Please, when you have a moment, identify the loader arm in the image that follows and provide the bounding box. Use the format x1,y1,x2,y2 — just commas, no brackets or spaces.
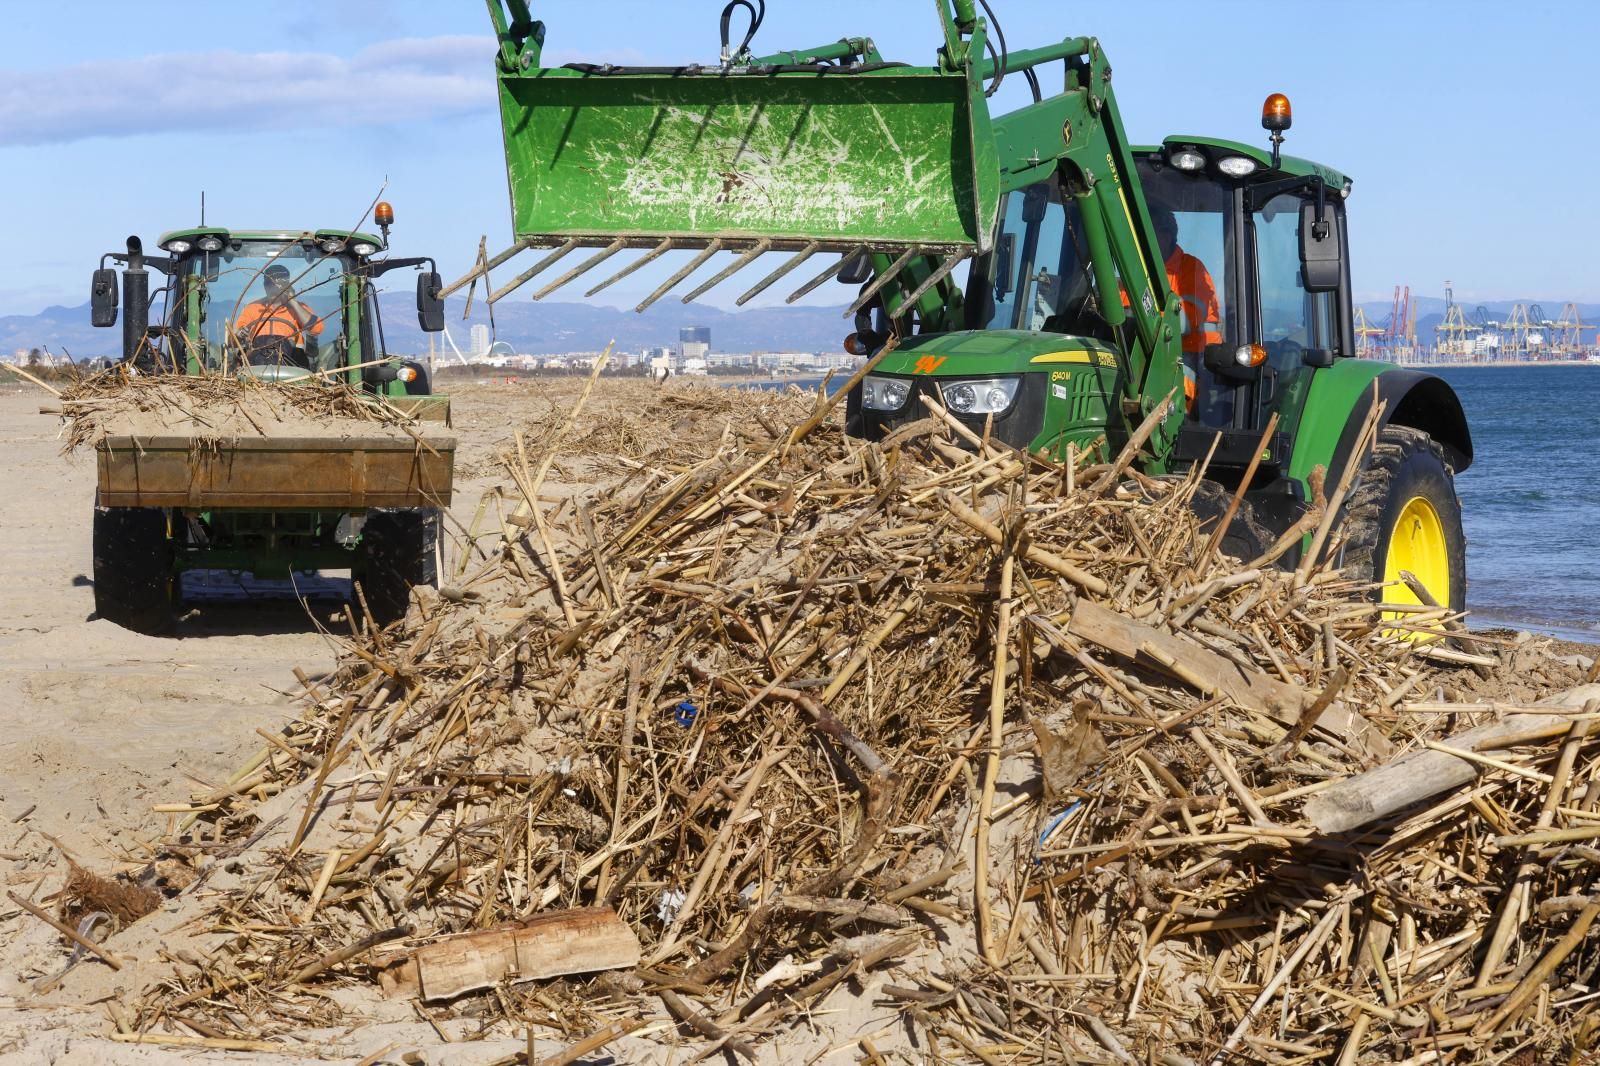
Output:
471,4,1181,446
873,37,1185,441
1021,39,1184,434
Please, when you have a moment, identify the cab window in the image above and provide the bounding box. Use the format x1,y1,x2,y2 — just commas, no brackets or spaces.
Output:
1251,192,1338,374
971,179,1096,335
179,244,350,370
1136,160,1237,425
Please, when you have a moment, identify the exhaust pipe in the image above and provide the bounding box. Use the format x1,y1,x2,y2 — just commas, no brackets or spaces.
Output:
122,236,149,365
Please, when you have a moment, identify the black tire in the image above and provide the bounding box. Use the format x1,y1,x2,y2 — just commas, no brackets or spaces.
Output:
357,508,440,627
1339,425,1467,612
92,504,176,634
1187,479,1275,565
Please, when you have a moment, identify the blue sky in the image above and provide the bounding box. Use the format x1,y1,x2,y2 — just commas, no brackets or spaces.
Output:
2,0,1596,317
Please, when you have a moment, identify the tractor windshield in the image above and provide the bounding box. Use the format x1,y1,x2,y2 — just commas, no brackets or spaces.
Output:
972,179,1094,334
178,243,352,371
971,169,1235,356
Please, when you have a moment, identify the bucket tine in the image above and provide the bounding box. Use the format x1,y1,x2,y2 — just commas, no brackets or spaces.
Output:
490,239,578,304
786,246,870,304
586,238,676,297
844,246,923,316
441,237,534,298
533,239,626,300
681,239,770,304
635,240,723,313
736,242,820,306
885,249,968,319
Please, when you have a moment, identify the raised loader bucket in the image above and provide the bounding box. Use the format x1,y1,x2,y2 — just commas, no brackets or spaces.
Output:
501,68,995,250
453,50,1000,312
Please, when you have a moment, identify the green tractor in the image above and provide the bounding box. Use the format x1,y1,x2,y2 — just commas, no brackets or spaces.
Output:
462,0,1469,614
88,207,455,633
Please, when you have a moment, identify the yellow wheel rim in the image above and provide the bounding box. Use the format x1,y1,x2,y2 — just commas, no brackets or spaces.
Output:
1382,495,1450,639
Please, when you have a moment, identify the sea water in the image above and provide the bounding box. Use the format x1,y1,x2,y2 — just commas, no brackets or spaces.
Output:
1436,365,1600,641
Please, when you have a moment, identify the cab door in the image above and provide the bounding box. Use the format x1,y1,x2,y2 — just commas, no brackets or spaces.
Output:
1245,189,1348,432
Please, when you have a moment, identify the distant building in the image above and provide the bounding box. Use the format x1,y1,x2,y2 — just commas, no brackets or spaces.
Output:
470,324,491,357
678,326,711,370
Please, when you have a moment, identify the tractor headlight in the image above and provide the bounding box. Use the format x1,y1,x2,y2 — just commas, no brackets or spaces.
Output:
1216,155,1258,177
1169,148,1206,171
321,238,347,253
940,377,1019,415
161,238,192,254
861,374,911,412
196,236,224,252
351,241,379,256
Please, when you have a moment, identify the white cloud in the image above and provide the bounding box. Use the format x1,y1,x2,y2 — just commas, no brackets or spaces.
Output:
0,36,496,147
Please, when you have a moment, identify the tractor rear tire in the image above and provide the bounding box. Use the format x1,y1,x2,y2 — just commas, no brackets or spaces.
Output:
92,504,176,634
1340,425,1466,614
357,508,440,628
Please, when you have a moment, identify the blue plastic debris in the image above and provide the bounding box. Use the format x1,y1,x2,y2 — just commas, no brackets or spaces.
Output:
1035,800,1085,863
673,701,699,728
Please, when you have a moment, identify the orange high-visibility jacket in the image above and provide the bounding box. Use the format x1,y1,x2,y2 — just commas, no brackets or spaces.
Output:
235,299,325,346
1164,248,1221,355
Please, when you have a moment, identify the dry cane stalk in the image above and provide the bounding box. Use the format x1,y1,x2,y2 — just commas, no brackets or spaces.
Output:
1208,904,1343,1065
1475,712,1595,987
1196,411,1278,570
977,551,1015,967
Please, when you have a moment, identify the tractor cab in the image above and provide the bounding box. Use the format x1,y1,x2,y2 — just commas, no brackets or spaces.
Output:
949,136,1354,472
162,230,374,376
92,214,446,390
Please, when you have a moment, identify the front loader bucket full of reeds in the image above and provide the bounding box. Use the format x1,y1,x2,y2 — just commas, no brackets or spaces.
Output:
456,57,1000,314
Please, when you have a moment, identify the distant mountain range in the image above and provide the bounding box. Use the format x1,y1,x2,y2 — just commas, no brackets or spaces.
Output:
0,294,858,361
7,293,1597,362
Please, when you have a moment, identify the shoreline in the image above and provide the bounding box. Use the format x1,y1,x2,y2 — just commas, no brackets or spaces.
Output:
1395,358,1600,369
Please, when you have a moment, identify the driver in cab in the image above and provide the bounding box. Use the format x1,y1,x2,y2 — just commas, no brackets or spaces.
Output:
1149,204,1221,411
233,264,324,366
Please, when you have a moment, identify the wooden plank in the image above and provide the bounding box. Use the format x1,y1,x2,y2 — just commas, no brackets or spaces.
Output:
1065,601,1385,756
380,906,642,1002
1066,600,1306,722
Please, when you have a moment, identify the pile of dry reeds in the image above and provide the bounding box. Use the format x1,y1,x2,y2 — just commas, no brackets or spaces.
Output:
106,374,1600,1063
54,367,429,453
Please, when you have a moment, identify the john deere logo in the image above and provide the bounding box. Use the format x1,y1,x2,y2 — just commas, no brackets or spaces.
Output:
913,355,947,375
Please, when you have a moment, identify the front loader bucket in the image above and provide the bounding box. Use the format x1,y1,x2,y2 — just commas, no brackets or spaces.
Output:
457,63,999,310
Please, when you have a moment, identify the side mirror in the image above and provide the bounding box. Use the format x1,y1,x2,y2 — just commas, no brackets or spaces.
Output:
993,233,1015,300
91,269,119,327
1299,200,1341,293
837,251,871,286
416,271,444,332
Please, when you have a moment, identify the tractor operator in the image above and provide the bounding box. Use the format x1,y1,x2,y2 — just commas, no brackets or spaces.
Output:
1149,204,1221,356
1109,201,1221,411
1148,203,1221,412
233,264,324,366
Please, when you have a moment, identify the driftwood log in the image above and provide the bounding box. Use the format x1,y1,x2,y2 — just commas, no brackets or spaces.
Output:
1304,684,1600,832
